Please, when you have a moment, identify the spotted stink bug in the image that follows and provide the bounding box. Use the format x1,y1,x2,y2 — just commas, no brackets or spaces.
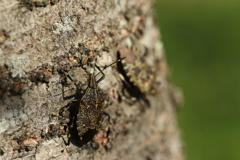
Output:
60,58,125,144
117,46,158,95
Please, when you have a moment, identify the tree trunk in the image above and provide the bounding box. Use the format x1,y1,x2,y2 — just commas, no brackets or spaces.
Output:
0,0,184,159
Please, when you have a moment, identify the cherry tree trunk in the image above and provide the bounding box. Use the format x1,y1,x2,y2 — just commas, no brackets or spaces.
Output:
0,0,184,159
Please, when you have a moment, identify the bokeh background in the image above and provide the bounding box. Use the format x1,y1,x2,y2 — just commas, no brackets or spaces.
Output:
155,0,240,160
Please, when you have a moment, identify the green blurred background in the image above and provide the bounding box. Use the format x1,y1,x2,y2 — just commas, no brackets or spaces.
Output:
155,0,240,160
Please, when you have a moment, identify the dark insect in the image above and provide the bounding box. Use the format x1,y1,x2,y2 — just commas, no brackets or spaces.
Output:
117,45,158,95
60,58,125,144
75,70,108,140
19,0,60,10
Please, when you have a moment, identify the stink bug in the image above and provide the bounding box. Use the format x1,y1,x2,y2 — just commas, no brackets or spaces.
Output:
117,46,158,95
60,57,125,145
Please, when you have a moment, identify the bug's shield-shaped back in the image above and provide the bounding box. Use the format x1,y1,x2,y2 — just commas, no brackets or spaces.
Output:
81,85,107,105
118,46,158,94
76,104,91,138
76,75,107,138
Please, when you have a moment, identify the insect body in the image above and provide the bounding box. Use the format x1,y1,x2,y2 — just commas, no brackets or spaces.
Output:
62,58,125,141
76,73,108,139
117,46,158,95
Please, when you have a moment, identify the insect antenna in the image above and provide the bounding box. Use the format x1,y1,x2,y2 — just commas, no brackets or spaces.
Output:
95,57,126,77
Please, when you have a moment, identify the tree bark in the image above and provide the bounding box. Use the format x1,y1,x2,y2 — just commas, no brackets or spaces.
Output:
0,0,184,159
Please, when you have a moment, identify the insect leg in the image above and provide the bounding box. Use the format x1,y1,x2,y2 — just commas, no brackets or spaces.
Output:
70,105,79,128
103,111,111,124
61,71,81,90
61,84,76,100
139,93,150,107
61,134,71,151
95,65,105,84
61,103,80,151
95,57,126,84
59,98,79,115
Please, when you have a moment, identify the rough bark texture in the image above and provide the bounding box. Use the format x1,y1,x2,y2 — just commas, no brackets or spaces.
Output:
0,0,184,159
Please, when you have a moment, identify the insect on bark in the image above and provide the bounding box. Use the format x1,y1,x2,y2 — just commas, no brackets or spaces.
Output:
116,43,160,107
117,46,158,95
60,57,125,145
